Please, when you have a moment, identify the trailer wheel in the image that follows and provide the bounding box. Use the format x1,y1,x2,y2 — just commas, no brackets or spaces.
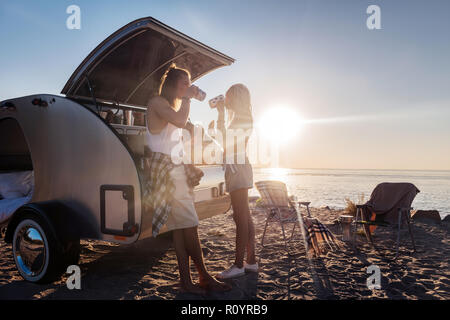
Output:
12,215,64,283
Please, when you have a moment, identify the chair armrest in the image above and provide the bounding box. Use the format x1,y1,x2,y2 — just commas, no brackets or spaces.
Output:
298,201,311,207
356,204,369,209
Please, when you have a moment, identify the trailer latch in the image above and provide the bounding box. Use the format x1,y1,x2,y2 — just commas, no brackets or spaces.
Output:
123,222,139,235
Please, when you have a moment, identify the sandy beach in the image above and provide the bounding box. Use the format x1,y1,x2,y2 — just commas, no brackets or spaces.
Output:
0,204,448,300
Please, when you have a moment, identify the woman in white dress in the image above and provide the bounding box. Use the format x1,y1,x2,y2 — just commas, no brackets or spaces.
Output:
146,66,230,294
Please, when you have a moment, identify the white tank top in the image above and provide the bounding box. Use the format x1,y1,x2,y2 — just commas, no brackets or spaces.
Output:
146,116,184,164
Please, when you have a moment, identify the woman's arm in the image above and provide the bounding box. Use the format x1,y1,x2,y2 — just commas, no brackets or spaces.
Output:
215,101,229,163
148,85,198,128
216,100,226,134
149,96,191,128
216,101,226,135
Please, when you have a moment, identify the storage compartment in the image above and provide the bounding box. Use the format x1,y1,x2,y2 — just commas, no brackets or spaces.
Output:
100,184,137,236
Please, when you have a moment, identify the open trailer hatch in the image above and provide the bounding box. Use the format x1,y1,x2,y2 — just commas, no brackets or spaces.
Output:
61,17,235,108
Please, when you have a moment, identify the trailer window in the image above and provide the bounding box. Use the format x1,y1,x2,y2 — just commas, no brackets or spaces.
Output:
0,118,33,172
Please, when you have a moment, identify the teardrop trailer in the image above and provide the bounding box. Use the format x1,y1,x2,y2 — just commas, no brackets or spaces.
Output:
0,17,234,283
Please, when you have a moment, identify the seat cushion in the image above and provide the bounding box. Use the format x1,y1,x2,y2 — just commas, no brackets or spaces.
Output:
0,196,31,224
0,171,34,199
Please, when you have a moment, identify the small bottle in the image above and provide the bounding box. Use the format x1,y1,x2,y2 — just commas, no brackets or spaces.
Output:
208,94,224,108
194,88,207,101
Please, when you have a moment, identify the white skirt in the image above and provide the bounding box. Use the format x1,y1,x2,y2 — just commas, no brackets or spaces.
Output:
165,165,199,231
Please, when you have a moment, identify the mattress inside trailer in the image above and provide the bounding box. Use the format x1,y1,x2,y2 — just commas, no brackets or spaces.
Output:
0,196,31,225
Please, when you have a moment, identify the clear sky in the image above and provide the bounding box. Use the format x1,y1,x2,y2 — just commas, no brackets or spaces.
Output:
1,0,449,170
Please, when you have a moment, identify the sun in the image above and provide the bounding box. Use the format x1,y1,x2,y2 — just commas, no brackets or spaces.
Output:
257,106,303,144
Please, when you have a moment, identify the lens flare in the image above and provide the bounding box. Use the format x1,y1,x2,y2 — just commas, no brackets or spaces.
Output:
257,106,303,144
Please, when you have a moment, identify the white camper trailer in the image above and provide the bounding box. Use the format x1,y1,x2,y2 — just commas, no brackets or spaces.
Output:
0,17,234,283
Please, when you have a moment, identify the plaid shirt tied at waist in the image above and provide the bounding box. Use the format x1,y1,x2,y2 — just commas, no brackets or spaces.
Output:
143,151,204,237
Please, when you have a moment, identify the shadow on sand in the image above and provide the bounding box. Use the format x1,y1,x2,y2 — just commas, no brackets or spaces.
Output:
0,234,172,300
0,231,260,300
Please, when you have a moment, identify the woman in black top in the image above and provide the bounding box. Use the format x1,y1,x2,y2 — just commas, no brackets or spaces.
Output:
215,84,258,279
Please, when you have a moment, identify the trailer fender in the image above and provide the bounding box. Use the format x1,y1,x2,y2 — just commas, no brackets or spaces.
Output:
5,201,82,246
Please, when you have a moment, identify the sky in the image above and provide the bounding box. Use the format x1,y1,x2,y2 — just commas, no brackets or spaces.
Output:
1,0,450,170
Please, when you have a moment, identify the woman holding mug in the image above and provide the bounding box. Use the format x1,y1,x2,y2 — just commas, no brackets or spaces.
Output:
215,84,258,279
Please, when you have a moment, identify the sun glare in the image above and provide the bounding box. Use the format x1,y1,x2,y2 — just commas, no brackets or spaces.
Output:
267,167,290,182
257,106,303,144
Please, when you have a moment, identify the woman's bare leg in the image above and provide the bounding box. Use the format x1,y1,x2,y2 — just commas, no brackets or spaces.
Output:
172,229,205,294
230,188,251,268
246,214,256,264
182,226,209,277
182,226,231,291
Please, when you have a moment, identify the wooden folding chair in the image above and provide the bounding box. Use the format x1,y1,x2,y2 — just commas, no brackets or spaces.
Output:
255,180,311,251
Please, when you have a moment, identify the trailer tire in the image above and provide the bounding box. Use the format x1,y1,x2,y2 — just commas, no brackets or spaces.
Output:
12,214,65,283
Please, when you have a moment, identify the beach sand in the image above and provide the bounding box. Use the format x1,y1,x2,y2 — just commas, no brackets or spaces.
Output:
0,205,448,300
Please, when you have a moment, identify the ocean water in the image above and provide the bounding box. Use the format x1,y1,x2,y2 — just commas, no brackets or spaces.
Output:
251,168,450,219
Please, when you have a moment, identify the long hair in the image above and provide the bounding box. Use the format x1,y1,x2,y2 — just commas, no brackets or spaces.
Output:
159,65,191,109
226,83,253,127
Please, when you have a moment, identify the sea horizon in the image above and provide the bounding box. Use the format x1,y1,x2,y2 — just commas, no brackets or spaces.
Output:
252,167,450,219
254,166,450,172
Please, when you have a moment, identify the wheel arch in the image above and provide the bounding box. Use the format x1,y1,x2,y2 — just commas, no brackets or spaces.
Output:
5,201,82,245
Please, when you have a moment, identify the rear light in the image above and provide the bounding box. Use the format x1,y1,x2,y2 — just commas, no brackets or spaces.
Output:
31,98,48,107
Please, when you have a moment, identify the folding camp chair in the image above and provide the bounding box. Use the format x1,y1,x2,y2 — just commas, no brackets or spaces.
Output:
353,182,419,259
255,180,311,251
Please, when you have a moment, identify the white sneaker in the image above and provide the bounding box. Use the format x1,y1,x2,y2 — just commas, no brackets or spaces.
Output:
216,265,245,279
244,262,259,273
